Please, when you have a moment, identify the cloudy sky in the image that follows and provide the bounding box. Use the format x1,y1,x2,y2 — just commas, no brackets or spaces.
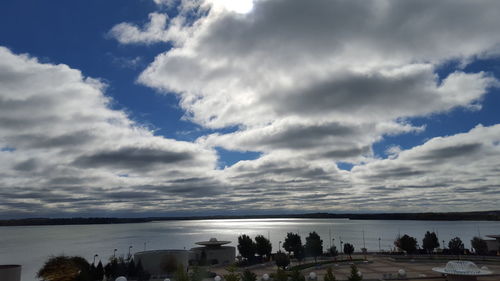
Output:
1,0,500,218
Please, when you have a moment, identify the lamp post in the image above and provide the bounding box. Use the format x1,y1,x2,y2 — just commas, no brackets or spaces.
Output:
113,249,117,258
378,238,381,252
340,239,343,260
279,241,282,252
128,246,133,261
93,254,99,265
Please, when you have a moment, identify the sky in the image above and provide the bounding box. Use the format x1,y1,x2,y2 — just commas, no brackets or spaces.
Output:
1,0,500,218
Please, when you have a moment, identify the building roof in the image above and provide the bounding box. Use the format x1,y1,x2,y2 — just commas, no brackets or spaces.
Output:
432,261,492,276
486,234,500,239
195,238,231,247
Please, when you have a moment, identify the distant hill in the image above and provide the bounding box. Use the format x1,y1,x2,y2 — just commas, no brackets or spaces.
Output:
1,210,499,226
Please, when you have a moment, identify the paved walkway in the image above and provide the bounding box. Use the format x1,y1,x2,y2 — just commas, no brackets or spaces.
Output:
205,254,500,281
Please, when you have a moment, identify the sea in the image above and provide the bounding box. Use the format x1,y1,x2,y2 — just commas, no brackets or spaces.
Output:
1,218,499,281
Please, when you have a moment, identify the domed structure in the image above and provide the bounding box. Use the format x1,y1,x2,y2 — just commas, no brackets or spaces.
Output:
433,260,493,281
190,238,235,265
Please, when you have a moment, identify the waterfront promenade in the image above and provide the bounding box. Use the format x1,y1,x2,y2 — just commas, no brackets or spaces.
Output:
202,254,500,281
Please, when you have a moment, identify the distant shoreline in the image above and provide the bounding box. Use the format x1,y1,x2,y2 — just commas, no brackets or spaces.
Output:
1,210,499,226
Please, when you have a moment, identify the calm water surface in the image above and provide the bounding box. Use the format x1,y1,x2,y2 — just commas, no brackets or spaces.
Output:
1,218,499,281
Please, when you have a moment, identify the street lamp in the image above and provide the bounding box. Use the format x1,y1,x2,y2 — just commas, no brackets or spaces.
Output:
93,254,99,265
378,238,381,252
279,241,282,252
128,246,133,260
113,249,117,258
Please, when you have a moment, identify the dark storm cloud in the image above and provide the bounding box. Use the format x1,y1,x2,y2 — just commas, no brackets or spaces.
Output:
363,166,427,180
13,158,38,172
415,143,482,161
104,191,158,200
73,147,194,169
321,146,371,158
254,122,358,149
271,70,434,119
9,131,95,149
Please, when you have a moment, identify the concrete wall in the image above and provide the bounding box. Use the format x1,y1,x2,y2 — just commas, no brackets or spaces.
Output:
134,250,189,277
485,239,499,253
0,265,21,281
190,246,235,265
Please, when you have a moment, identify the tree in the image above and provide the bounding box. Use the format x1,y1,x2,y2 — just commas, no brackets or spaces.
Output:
295,245,305,262
223,266,240,281
448,237,465,255
96,261,104,281
329,246,339,257
283,232,302,257
394,234,418,254
241,270,257,281
471,236,488,255
238,234,256,261
37,255,91,281
343,243,354,259
274,251,290,269
305,231,323,262
255,235,272,259
189,266,206,281
290,269,305,281
323,267,336,281
127,258,137,278
422,231,440,254
347,265,362,281
274,269,288,281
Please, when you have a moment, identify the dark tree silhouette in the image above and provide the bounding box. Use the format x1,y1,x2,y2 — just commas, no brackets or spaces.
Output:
238,234,256,261
395,234,418,254
274,251,290,269
255,235,272,259
471,237,488,255
448,237,465,255
127,258,137,278
305,231,323,262
422,231,440,254
329,245,339,257
283,232,302,257
343,243,354,259
37,255,91,281
96,261,104,281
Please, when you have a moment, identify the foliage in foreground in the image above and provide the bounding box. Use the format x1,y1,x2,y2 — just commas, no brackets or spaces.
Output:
241,270,257,281
37,255,91,281
347,264,362,281
323,267,336,281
